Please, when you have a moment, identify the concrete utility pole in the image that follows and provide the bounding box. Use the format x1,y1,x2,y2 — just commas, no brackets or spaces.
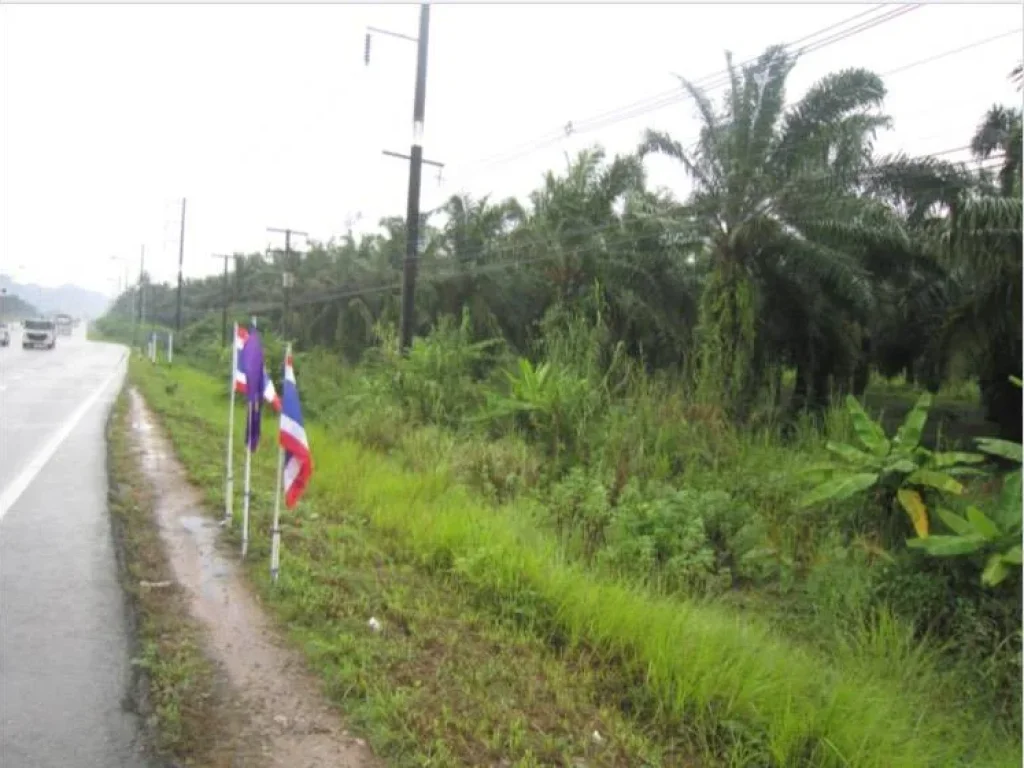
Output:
133,245,145,351
110,255,130,314
266,227,308,342
367,4,434,353
175,197,187,331
212,254,232,346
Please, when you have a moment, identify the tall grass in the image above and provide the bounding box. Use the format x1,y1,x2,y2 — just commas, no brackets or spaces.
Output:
131,358,1020,768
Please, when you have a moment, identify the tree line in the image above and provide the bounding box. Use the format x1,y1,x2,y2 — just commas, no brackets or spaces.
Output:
106,47,1023,437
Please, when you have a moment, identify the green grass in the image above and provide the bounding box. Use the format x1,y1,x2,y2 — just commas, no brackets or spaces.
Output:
133,361,689,767
130,356,1021,768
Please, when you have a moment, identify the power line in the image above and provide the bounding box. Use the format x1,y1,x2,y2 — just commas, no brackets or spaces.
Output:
882,27,1021,78
437,5,922,185
432,16,1020,205
461,6,906,168
312,3,892,207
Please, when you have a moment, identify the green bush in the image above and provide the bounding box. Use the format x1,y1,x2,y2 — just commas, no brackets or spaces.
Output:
111,305,1023,751
597,483,752,595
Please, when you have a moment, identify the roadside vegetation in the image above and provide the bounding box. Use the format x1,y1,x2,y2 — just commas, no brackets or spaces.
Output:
99,48,1022,767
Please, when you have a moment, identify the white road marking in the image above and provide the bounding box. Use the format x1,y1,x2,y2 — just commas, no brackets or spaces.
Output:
0,356,126,523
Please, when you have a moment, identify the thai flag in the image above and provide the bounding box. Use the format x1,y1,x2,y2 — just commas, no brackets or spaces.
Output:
234,325,281,412
278,352,313,509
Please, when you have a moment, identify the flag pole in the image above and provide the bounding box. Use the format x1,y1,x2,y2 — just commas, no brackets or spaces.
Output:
241,402,253,559
223,322,238,527
270,343,290,583
240,316,261,559
270,449,285,580
270,348,290,581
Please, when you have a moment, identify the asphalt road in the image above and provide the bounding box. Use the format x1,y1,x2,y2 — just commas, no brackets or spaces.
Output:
0,326,148,768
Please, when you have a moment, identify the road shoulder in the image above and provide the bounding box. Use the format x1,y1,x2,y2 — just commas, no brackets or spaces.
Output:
107,385,260,767
111,385,376,768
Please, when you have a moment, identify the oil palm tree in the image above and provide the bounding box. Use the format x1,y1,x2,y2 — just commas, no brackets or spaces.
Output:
868,104,1022,438
639,44,896,414
421,193,527,342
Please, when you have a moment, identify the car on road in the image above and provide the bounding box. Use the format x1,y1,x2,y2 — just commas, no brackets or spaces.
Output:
23,318,57,350
0,322,9,347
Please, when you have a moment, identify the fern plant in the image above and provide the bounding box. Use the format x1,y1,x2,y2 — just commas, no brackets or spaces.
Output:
798,393,985,539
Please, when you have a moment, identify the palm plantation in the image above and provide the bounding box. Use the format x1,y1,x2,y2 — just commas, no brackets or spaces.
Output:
102,47,1022,767
121,50,1020,434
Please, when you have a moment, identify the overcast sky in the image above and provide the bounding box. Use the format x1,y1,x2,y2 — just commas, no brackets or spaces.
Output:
2,1,1021,296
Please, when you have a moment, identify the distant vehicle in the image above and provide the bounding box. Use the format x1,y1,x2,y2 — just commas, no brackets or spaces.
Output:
54,313,73,336
0,322,9,347
23,318,57,350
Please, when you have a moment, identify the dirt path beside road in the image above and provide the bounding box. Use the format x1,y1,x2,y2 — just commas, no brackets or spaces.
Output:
126,388,376,768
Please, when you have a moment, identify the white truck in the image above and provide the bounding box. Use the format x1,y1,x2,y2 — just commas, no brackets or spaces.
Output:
55,313,74,336
23,318,57,350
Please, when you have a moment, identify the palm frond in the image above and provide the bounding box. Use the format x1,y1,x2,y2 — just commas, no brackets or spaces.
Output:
970,105,1022,160
867,154,972,223
768,233,875,316
774,68,887,173
639,129,717,194
950,194,1023,275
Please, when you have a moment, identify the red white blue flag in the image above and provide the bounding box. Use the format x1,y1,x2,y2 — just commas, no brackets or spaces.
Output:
278,352,313,508
234,325,281,412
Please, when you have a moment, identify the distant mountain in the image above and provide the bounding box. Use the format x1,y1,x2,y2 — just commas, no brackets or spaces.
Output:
0,290,39,320
0,276,111,320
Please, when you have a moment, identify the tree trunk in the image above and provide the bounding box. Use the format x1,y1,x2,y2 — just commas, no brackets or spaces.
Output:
980,337,1023,442
791,342,815,414
695,261,756,417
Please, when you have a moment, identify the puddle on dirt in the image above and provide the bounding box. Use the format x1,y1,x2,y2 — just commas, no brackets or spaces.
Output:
126,389,375,768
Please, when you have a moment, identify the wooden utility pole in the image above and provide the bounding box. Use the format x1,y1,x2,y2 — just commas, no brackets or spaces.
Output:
266,227,308,341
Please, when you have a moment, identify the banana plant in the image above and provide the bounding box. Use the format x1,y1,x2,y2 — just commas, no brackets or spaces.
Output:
484,357,594,459
907,434,1022,586
798,392,985,537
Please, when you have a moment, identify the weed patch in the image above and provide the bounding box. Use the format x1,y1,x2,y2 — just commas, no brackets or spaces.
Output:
131,358,1021,768
130,361,688,767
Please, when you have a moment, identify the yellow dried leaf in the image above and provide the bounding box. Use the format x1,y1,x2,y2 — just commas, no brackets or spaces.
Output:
898,488,929,538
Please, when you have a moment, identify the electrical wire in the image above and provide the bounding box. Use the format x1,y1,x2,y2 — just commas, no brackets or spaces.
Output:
434,5,924,187
431,20,1020,207
362,6,911,227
